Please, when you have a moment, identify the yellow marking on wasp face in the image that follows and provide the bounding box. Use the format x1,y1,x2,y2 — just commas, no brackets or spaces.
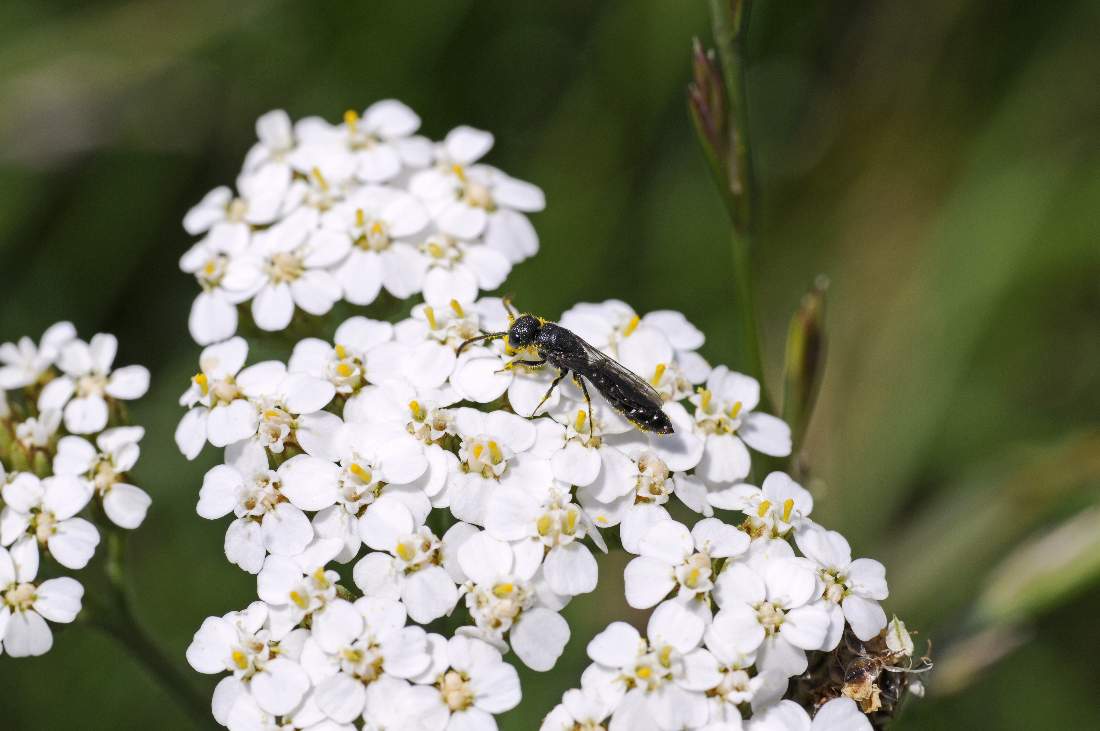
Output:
193,372,209,395
757,500,772,518
311,166,329,191
492,583,514,598
574,410,588,432
344,109,359,130
729,400,743,419
396,542,416,561
409,400,425,420
355,208,366,228
450,299,465,317
335,344,348,359
336,362,353,377
451,163,467,182
487,441,503,464
623,314,641,337
424,306,437,330
651,363,667,386
782,498,795,523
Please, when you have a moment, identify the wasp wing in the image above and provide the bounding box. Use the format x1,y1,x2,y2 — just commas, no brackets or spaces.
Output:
553,336,665,409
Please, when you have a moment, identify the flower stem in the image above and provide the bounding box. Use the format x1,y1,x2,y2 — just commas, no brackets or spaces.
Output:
701,0,770,408
87,529,216,729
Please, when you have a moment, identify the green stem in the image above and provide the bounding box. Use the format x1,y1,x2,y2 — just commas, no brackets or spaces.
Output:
88,530,216,729
706,0,769,405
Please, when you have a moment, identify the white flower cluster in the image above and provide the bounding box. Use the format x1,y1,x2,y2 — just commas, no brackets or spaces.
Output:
0,323,151,657
180,100,545,345
542,468,905,730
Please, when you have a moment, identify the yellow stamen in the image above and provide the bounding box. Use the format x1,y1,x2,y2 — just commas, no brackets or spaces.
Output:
699,388,713,412
450,299,465,317
193,372,209,395
729,400,743,419
231,650,248,670
536,515,552,536
349,463,372,483
782,498,795,523
312,567,329,587
409,400,424,420
370,221,384,235
263,409,280,420
658,646,673,667
487,441,503,464
289,590,308,609
684,568,700,589
636,666,652,679
311,166,328,191
492,583,514,598
650,363,666,386
396,542,416,562
472,443,484,460
451,163,467,182
757,500,772,518
574,410,588,432
203,261,217,276
343,109,359,130
424,306,437,330
335,344,348,359
336,362,352,377
355,208,365,228
623,314,641,337
563,510,578,534
427,242,444,258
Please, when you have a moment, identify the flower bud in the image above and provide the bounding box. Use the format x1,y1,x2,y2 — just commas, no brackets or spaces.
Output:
782,276,828,455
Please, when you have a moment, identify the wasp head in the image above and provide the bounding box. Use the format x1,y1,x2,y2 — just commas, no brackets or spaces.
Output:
507,314,541,347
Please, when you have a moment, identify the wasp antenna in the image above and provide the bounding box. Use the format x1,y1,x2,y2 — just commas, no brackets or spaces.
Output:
457,332,506,356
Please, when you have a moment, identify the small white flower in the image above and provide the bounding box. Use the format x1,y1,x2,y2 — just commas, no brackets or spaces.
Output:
624,517,749,616
690,366,792,484
299,596,432,724
453,530,570,671
747,697,872,731
412,633,522,729
231,359,337,456
885,615,914,657
583,600,718,731
37,333,150,434
411,125,544,262
710,472,814,539
176,337,257,459
712,556,830,678
352,499,458,625
197,440,317,574
0,537,83,657
14,409,62,450
795,526,888,645
540,687,614,731
0,321,75,389
243,109,296,174
485,481,603,597
54,427,151,529
419,234,511,307
0,473,98,570
256,537,342,637
224,209,349,332
288,316,394,395
179,230,253,346
186,601,311,717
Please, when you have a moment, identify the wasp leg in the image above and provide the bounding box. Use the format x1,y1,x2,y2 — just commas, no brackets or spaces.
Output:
573,375,597,440
495,357,547,374
530,368,568,417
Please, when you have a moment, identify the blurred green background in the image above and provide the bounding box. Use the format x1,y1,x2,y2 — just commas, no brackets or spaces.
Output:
1,0,1098,728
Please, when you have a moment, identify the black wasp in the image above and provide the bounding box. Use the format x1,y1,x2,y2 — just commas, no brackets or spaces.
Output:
457,299,674,435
